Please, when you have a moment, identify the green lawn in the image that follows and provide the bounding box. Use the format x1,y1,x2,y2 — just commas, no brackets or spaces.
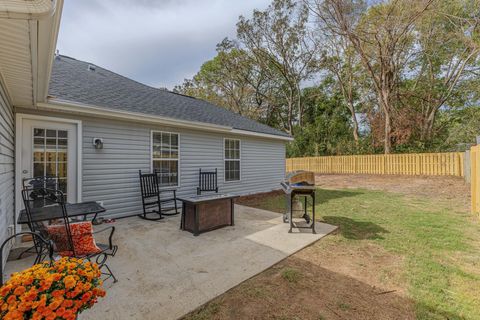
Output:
246,188,480,320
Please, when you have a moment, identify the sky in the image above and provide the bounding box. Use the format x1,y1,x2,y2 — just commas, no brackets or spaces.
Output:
56,0,270,90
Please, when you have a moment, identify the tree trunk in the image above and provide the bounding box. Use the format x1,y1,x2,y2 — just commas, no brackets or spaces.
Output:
377,89,393,154
287,100,294,135
349,103,360,144
297,83,303,128
424,109,437,141
384,111,392,154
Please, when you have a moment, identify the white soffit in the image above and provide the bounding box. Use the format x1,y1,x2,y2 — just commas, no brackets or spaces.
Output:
0,0,55,19
0,0,61,107
0,18,34,106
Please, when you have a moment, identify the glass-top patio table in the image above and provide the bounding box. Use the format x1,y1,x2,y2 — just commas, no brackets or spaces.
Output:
17,201,106,225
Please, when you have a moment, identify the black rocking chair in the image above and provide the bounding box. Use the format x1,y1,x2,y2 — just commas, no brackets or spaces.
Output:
197,168,219,195
139,170,179,220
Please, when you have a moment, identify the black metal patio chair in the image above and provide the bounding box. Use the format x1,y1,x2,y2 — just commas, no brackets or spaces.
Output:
23,175,59,190
22,176,62,219
197,168,218,195
139,170,178,220
0,231,54,286
28,188,118,283
19,177,61,261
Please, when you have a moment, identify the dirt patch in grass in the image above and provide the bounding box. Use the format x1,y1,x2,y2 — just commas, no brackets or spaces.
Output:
183,240,414,320
297,239,408,296
315,174,469,210
236,190,285,210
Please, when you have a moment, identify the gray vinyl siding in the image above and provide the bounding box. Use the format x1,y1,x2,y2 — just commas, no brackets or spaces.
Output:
82,121,150,217
81,118,285,218
0,84,15,257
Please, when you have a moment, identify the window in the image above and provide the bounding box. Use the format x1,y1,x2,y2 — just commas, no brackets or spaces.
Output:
224,139,240,181
152,131,179,187
33,128,69,195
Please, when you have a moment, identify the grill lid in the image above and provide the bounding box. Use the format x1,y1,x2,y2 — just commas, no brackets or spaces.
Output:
285,170,315,185
281,170,315,194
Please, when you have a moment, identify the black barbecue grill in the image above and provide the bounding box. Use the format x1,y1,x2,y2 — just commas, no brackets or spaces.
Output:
281,171,316,234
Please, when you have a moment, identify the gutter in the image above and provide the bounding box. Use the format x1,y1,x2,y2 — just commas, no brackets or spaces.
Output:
36,0,63,103
0,0,57,19
37,99,293,142
230,129,293,141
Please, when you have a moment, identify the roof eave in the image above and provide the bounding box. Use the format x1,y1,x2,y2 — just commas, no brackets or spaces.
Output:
36,0,63,103
38,98,293,141
0,0,63,107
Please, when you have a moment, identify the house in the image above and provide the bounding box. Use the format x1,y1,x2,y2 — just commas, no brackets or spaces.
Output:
0,0,290,246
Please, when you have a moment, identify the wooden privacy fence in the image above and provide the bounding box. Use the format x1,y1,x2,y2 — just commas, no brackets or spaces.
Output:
472,145,480,215
286,152,465,177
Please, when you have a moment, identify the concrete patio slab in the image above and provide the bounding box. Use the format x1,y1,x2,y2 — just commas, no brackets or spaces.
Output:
5,205,336,320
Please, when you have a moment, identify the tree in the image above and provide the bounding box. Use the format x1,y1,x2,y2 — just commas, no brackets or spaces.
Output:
287,81,360,157
174,39,287,128
174,40,260,119
237,0,319,134
438,106,480,150
317,22,362,144
175,0,479,156
310,0,433,153
403,0,480,142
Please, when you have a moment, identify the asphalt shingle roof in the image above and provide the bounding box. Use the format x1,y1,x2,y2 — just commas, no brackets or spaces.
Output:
48,55,290,138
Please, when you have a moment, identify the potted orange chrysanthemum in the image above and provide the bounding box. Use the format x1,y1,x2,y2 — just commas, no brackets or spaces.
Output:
0,257,106,320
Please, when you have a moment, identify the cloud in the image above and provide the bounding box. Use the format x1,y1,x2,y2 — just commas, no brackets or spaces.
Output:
57,0,270,89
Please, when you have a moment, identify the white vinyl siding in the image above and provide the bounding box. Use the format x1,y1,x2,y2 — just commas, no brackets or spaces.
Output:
0,84,15,263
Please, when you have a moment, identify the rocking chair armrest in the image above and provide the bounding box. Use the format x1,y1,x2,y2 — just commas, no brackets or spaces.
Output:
159,188,176,193
92,226,116,250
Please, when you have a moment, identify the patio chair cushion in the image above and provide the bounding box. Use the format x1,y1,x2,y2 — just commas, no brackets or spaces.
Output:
46,221,102,256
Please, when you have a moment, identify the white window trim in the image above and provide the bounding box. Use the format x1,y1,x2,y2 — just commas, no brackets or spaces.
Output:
150,130,181,189
223,138,241,183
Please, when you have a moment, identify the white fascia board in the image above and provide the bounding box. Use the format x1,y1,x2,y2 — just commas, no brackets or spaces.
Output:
230,129,293,141
38,99,293,141
36,0,63,102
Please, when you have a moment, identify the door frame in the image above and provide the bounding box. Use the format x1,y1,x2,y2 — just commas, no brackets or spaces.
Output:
15,113,83,221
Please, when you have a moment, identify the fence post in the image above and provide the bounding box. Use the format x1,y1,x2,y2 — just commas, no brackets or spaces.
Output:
415,154,420,175
472,147,478,214
472,146,479,215
464,151,470,182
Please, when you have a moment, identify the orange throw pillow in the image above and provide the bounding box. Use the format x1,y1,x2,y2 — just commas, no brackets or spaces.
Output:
47,221,102,256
